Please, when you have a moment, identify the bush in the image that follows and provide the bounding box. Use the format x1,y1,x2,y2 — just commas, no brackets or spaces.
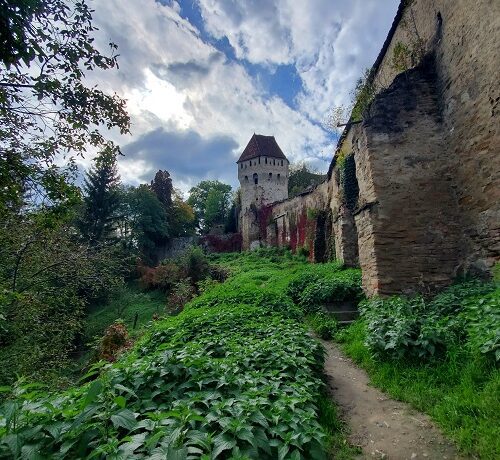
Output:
299,271,363,313
360,280,499,361
306,312,338,339
286,273,320,304
180,246,210,284
97,320,132,362
166,278,196,313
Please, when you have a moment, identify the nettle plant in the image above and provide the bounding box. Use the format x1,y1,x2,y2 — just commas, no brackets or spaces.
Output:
0,253,330,459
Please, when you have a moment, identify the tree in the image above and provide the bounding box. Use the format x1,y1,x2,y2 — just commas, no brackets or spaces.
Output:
187,180,232,233
150,170,173,210
129,185,169,265
288,163,326,197
79,147,121,243
170,191,196,237
0,0,130,213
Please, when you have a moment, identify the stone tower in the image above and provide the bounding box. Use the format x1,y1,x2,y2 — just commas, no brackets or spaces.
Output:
237,134,289,212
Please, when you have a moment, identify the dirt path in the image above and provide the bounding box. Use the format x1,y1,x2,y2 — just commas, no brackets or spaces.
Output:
320,339,467,460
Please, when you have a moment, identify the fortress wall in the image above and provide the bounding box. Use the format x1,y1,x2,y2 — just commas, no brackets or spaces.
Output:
241,0,499,294
354,56,462,296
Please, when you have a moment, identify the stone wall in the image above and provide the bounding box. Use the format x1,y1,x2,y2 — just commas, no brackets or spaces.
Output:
240,0,499,296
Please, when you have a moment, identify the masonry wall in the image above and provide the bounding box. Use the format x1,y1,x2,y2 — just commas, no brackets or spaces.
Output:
240,0,499,296
354,56,463,296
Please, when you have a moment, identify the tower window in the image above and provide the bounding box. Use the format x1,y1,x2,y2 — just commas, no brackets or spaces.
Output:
258,157,260,164
268,172,272,180
281,160,283,166
277,173,281,180
240,163,243,169
245,175,248,182
253,173,258,185
273,159,275,165
265,157,267,164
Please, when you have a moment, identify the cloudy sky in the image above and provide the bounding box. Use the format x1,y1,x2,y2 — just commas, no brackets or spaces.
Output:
87,0,399,192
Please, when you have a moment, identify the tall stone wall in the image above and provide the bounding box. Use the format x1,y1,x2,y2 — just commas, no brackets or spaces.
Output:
354,55,462,295
240,0,499,296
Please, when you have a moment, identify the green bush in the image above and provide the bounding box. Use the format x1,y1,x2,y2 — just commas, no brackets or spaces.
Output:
360,280,499,361
299,271,363,313
306,313,338,340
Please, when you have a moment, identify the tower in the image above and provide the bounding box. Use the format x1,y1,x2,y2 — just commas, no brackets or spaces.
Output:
237,134,289,212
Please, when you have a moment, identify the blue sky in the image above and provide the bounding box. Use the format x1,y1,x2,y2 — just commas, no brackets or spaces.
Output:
86,0,400,192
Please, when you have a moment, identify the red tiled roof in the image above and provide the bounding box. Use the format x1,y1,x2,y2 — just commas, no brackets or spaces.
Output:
237,134,288,163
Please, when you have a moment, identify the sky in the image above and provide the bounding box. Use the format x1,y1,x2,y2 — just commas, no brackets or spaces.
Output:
85,0,400,192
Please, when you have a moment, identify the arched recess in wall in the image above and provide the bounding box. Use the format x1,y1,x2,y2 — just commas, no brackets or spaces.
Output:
338,153,360,266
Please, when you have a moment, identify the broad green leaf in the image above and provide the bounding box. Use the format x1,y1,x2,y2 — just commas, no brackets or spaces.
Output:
111,409,137,431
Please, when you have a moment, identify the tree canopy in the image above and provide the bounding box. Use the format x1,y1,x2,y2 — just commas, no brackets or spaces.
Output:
187,180,233,233
288,163,326,198
0,0,130,214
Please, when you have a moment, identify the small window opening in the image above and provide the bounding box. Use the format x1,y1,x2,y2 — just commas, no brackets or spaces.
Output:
265,157,267,164
268,172,272,180
258,157,260,164
245,175,248,182
281,160,283,166
273,159,275,165
253,173,258,185
277,173,281,180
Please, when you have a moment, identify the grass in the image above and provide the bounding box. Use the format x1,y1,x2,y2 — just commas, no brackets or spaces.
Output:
336,320,500,459
83,284,165,346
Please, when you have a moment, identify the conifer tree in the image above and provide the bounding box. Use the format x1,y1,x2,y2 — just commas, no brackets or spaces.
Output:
150,170,173,210
80,147,121,243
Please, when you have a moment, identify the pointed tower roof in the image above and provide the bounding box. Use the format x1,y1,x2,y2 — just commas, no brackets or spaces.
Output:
237,134,287,163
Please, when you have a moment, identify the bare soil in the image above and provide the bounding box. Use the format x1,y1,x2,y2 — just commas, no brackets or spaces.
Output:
320,339,468,460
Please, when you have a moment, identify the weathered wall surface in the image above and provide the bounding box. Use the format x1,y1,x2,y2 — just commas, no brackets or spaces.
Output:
240,0,499,296
238,157,289,211
354,56,463,295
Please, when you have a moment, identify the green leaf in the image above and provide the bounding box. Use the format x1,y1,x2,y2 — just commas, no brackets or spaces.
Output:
114,395,126,409
83,380,103,407
111,409,137,431
212,433,236,458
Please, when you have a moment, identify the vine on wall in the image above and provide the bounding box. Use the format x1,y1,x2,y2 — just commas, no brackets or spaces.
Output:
340,154,359,212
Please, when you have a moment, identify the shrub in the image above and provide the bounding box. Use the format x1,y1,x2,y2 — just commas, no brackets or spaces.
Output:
152,262,185,292
306,312,338,340
180,246,210,284
299,271,363,313
97,320,132,362
286,273,320,304
360,280,499,361
167,278,196,313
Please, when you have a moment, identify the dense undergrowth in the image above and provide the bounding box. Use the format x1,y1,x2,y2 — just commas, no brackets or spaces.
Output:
0,248,360,459
336,280,500,459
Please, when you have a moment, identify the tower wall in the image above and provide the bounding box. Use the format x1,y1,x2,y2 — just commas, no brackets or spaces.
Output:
238,156,289,211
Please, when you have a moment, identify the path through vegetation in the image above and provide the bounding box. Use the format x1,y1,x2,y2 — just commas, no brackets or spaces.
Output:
320,339,465,460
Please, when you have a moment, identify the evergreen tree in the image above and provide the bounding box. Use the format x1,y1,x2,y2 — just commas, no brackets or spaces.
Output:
80,147,121,243
150,170,173,210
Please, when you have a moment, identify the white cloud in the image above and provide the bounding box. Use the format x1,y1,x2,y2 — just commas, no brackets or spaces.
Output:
82,0,398,191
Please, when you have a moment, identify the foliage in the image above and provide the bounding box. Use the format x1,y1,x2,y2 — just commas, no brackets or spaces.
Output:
150,170,173,210
79,147,121,244
306,313,338,340
166,279,196,313
360,280,499,361
0,250,344,459
170,192,196,237
336,319,500,459
288,163,326,198
297,271,363,313
0,0,129,213
350,69,375,122
0,213,125,386
127,185,169,265
187,180,232,234
339,154,359,211
180,246,211,285
98,321,132,362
